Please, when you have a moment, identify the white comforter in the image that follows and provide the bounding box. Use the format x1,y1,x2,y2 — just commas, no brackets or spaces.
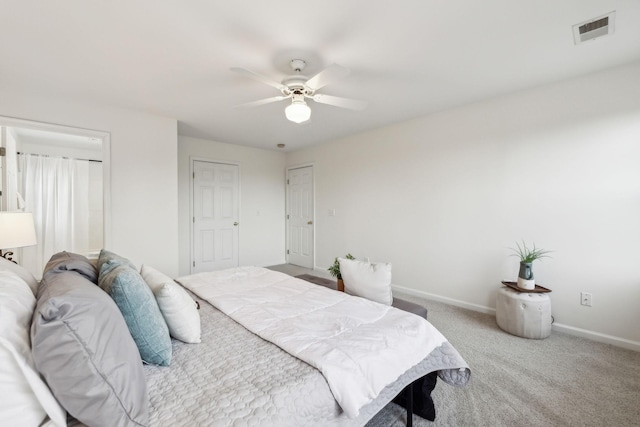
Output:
177,267,447,418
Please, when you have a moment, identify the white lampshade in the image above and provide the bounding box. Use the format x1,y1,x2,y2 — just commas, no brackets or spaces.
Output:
0,212,37,250
285,100,311,123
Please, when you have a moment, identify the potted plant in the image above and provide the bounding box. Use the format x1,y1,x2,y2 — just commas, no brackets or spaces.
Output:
328,253,355,292
510,241,551,290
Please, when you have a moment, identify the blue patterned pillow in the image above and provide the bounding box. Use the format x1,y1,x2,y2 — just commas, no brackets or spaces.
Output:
96,249,135,276
99,258,132,278
98,264,172,366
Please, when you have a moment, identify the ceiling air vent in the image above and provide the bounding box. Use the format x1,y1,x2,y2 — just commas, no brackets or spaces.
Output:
573,11,615,44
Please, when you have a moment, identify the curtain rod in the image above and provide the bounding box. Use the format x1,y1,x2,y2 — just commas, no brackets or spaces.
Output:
17,152,102,163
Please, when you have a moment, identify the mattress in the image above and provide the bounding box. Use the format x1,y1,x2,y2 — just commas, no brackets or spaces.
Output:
144,291,343,426
144,286,470,426
177,267,467,418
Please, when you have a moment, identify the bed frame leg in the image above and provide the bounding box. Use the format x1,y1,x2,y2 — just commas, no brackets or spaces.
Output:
406,382,413,427
392,372,437,423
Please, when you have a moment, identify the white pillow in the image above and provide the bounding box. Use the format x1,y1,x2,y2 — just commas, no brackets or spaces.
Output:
0,257,39,296
140,264,201,343
0,270,66,427
338,257,393,305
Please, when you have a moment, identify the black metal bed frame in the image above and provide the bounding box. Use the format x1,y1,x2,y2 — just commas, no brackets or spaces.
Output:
394,371,438,426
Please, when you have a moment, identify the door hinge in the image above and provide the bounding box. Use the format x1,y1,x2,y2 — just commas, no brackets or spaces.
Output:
286,214,290,219
0,147,5,156
193,217,195,223
287,179,289,184
193,261,195,267
287,249,290,254
193,171,195,179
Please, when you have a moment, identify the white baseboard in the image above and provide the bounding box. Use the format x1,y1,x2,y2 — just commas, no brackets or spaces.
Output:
391,284,640,352
551,323,640,352
392,284,496,315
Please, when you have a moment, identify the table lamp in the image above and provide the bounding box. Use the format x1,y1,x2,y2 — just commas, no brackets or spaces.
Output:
0,211,37,263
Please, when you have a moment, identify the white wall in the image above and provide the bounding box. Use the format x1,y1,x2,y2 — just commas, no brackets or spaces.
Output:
88,161,104,253
0,93,180,276
178,136,286,275
287,62,640,349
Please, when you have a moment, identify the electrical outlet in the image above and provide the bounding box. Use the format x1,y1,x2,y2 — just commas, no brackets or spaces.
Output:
581,292,593,307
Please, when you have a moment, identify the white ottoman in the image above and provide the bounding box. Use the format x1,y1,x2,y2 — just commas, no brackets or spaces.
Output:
496,286,552,339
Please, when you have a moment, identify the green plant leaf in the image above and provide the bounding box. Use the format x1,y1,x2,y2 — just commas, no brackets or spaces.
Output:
327,253,356,279
510,240,552,263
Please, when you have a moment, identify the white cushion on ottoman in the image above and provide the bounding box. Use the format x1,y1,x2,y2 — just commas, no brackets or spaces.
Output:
496,286,552,339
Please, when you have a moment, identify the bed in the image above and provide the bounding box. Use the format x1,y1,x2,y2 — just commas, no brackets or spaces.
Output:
0,252,471,427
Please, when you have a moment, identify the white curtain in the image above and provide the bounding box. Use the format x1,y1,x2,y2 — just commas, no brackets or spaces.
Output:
18,154,90,278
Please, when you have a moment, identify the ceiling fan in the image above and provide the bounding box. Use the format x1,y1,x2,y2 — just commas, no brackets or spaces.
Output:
231,59,367,123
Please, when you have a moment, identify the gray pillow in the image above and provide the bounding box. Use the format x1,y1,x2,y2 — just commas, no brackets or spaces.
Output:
42,251,98,284
31,268,149,427
99,264,172,366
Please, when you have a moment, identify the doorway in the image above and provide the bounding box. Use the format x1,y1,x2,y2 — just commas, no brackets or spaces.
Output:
0,116,110,276
191,159,240,273
286,165,314,268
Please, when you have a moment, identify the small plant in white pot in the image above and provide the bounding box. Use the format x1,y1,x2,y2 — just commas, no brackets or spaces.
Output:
510,241,552,290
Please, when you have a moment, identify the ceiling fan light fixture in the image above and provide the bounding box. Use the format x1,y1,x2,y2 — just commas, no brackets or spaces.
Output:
232,60,366,120
285,99,311,123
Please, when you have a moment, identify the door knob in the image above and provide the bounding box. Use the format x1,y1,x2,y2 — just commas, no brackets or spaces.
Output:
234,222,239,226
307,221,313,225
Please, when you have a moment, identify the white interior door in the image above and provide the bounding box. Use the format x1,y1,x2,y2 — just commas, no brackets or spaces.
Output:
287,166,314,268
192,160,239,273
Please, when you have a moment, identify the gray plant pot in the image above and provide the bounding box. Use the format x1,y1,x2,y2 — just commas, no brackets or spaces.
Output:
517,262,535,290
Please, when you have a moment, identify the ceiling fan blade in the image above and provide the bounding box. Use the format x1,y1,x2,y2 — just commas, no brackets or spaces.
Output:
233,95,289,109
230,67,286,91
312,94,368,111
305,63,350,91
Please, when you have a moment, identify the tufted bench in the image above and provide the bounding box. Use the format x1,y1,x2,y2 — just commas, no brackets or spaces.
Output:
295,274,428,319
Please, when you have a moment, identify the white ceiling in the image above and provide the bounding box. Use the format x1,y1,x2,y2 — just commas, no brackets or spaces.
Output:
2,1,640,152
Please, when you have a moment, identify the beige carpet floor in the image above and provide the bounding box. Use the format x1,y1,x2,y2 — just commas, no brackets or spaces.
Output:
367,291,640,427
